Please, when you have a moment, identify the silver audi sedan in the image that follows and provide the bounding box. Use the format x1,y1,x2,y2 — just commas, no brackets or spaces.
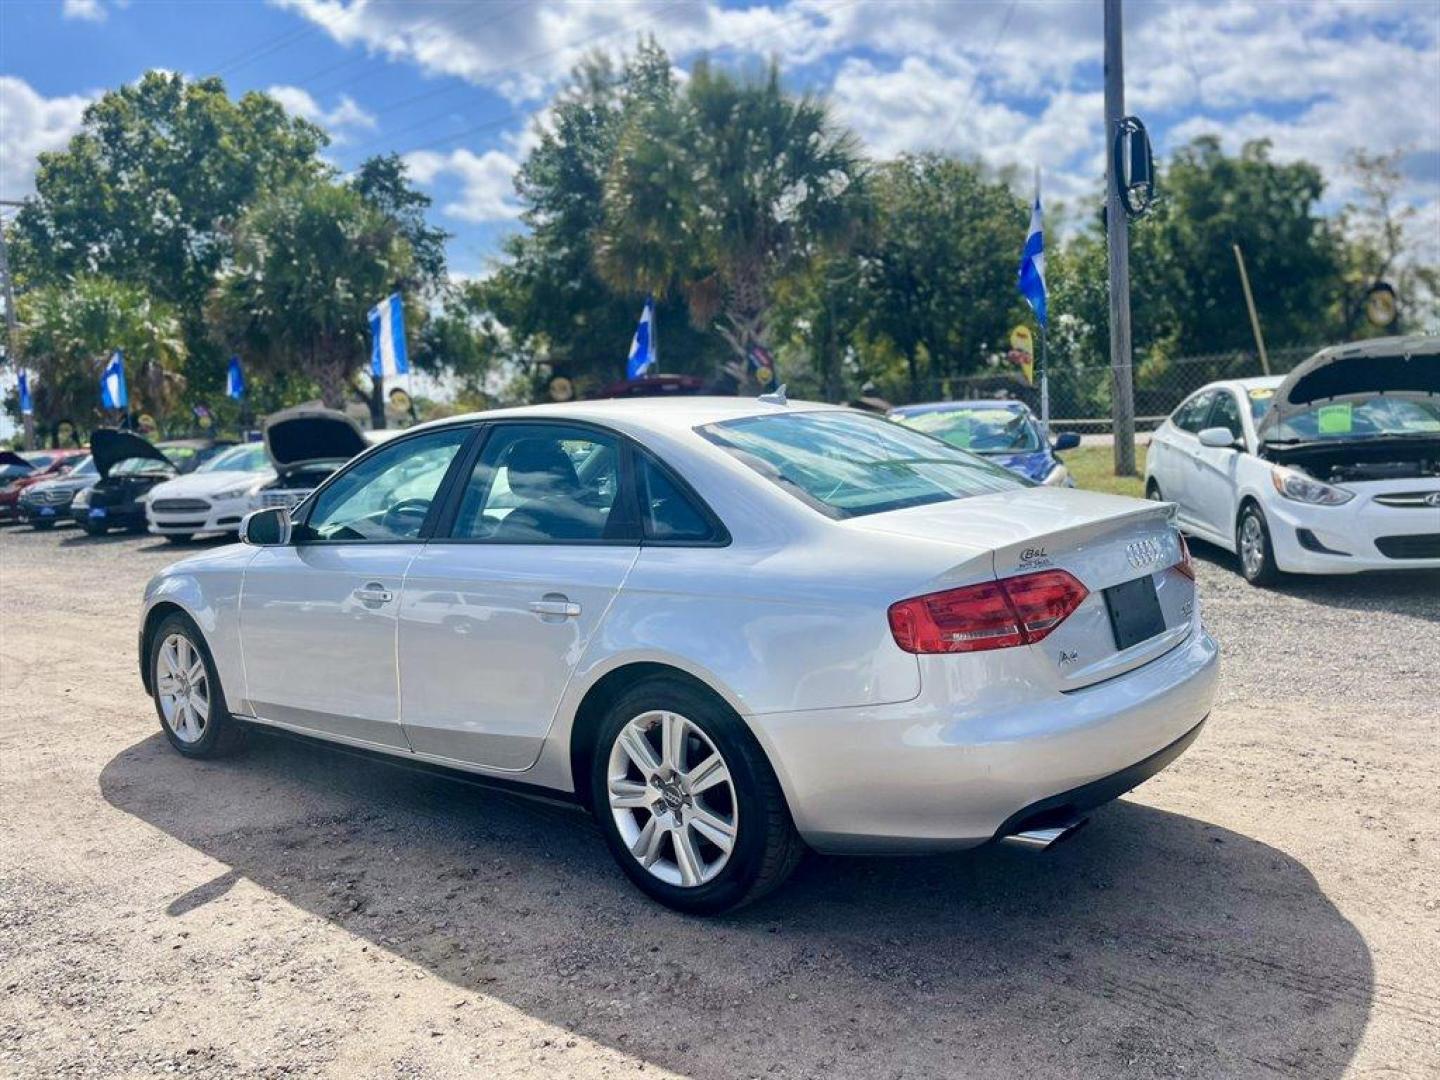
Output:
139,398,1219,913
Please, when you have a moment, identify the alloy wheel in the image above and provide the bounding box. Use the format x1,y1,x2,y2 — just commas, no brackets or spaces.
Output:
156,633,210,744
606,710,738,888
1239,513,1265,578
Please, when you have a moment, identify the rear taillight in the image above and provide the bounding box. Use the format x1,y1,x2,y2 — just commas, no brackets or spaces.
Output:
1175,533,1196,581
888,570,1089,654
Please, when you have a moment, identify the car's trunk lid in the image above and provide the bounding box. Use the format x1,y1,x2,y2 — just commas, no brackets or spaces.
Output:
852,488,1195,690
263,405,369,477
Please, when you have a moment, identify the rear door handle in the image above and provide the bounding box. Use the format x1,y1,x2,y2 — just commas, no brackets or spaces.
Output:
529,594,581,618
353,583,394,605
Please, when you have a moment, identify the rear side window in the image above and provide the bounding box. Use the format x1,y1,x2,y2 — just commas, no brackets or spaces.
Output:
636,453,718,542
1172,391,1216,433
699,410,1025,520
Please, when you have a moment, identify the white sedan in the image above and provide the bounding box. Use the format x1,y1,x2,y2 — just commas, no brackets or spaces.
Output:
1146,336,1440,585
139,396,1218,912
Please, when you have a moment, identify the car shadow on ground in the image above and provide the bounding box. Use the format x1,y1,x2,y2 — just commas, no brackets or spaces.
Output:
1189,536,1440,623
99,728,1376,1078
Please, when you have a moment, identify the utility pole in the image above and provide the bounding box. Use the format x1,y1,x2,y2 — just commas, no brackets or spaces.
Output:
1232,243,1272,375
0,200,34,451
1104,0,1136,476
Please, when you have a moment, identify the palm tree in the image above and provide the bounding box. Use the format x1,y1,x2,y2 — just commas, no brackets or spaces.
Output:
595,59,867,389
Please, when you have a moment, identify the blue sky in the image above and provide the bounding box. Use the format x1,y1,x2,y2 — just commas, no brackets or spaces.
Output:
3,0,1439,281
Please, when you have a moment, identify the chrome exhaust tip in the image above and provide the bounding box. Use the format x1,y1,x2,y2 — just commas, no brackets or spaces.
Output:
999,817,1089,851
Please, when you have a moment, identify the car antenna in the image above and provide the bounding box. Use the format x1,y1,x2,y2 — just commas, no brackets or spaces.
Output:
758,384,788,406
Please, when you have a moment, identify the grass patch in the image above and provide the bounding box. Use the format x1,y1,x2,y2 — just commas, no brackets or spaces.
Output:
1062,444,1148,498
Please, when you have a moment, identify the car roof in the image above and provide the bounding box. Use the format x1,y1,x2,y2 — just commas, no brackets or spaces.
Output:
405,396,846,437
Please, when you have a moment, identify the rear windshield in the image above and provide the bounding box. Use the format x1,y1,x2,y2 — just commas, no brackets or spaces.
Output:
699,410,1026,520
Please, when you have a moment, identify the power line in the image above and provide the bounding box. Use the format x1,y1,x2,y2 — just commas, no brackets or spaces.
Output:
935,0,1020,153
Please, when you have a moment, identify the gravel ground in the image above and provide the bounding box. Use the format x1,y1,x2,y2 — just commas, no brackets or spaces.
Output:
1,523,1437,1080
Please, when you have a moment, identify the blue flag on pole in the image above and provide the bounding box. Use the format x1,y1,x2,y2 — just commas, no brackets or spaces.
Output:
18,371,33,415
369,293,409,378
100,350,128,410
1017,188,1047,329
626,295,657,379
226,355,246,400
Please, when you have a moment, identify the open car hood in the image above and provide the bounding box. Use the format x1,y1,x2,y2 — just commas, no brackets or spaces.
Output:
1257,335,1440,444
263,405,369,476
90,429,172,479
0,450,34,473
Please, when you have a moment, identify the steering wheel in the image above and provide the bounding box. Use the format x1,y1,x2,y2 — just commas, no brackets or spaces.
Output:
381,497,431,534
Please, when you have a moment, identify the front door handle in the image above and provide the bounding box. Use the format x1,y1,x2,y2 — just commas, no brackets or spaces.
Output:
353,582,395,605
529,594,581,618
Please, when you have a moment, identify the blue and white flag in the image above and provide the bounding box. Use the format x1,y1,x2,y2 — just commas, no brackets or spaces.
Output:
226,355,246,400
625,295,657,379
369,293,409,379
1017,186,1047,329
100,350,128,410
18,371,33,416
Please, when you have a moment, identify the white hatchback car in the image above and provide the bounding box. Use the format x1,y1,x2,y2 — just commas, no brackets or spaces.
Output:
1146,336,1440,585
139,397,1218,912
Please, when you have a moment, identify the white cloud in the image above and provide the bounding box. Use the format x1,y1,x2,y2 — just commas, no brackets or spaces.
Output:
61,0,107,22
266,85,376,143
404,147,522,223
0,77,92,200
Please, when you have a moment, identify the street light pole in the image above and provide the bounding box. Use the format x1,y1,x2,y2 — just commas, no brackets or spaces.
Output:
1104,0,1136,476
0,201,35,451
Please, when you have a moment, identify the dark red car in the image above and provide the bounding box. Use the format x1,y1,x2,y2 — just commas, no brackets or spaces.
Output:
0,449,88,523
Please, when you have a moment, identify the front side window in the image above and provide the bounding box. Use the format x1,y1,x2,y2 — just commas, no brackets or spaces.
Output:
1172,391,1216,434
451,424,627,543
1208,391,1243,440
305,427,468,542
699,410,1025,520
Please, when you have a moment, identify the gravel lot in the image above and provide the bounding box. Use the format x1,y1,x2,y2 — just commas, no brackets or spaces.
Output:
1,523,1437,1079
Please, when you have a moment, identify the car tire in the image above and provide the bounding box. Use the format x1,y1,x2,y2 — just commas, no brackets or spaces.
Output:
148,612,246,758
1236,502,1281,587
165,533,195,544
83,521,107,536
31,520,54,531
590,676,803,914
1145,479,1163,501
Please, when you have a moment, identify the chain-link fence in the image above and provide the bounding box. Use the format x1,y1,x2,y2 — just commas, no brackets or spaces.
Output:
903,344,1321,432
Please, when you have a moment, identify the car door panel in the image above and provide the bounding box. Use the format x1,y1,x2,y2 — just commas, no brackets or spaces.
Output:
395,421,641,770
240,545,414,747
1191,391,1245,540
398,545,639,768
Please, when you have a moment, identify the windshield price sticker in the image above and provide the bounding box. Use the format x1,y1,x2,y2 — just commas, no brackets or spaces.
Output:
1316,403,1353,436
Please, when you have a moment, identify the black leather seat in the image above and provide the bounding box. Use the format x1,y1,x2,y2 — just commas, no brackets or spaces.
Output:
490,438,606,541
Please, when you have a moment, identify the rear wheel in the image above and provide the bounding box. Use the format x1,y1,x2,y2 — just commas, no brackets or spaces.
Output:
149,613,246,758
590,677,802,914
1237,502,1280,587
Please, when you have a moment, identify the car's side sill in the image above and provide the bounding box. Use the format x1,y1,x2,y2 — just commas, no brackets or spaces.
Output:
234,713,582,808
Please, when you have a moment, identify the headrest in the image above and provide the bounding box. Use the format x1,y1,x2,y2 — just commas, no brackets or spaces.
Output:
504,438,580,500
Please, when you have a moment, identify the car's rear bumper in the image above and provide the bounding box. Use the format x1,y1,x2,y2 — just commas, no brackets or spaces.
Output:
750,626,1220,853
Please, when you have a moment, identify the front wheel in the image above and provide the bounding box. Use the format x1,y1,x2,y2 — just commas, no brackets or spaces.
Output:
149,613,246,758
1145,478,1163,501
1237,503,1281,587
590,678,803,914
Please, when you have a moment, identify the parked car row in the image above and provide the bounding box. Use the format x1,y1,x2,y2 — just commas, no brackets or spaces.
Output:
3,406,389,541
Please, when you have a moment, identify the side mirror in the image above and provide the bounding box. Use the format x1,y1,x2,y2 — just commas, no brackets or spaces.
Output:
240,507,292,547
1198,426,1240,450
1051,431,1081,452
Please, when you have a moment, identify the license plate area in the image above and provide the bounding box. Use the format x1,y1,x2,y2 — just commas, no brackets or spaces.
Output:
1103,574,1166,651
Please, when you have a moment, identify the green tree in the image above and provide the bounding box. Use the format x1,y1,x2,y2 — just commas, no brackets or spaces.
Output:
595,57,868,388
479,40,715,396
11,72,328,398
16,276,186,434
207,183,414,411
851,155,1028,396
351,153,451,293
